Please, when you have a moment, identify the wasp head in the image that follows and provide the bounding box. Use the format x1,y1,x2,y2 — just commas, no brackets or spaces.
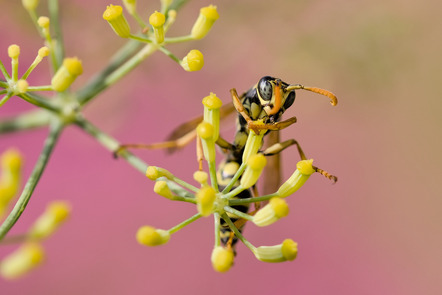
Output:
256,76,296,122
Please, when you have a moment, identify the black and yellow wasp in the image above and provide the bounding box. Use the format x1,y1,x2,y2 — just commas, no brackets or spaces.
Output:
119,76,338,250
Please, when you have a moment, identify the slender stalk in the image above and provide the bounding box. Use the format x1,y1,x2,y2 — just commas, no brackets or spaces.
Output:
222,185,245,200
27,85,54,92
48,0,64,70
0,94,12,107
18,92,60,113
76,40,143,105
223,206,253,221
170,176,199,193
228,193,279,206
221,213,256,252
208,161,218,192
0,60,10,80
168,213,201,234
0,110,51,134
0,121,64,240
221,162,246,194
129,34,153,43
214,212,220,247
74,117,194,199
164,35,193,44
158,46,180,63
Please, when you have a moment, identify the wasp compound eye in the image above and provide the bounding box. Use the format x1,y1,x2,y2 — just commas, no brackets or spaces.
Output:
258,77,273,101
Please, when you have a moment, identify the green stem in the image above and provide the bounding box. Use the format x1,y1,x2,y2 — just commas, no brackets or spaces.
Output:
222,162,246,194
48,0,64,70
18,92,60,113
0,109,51,134
164,35,194,44
129,34,153,43
171,176,199,193
0,121,64,241
214,212,220,247
0,94,12,107
228,193,279,206
27,85,54,92
0,60,10,80
208,161,218,192
168,213,202,234
221,213,256,252
158,46,180,63
222,185,245,200
11,58,18,81
74,117,194,199
76,40,144,105
223,206,253,221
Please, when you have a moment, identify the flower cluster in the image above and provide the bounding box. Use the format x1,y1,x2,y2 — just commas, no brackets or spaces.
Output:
103,2,219,72
0,0,221,279
138,93,319,272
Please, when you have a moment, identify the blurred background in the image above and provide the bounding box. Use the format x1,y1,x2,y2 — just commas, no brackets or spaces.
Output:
1,0,441,294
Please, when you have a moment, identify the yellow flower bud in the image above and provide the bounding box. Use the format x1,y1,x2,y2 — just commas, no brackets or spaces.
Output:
196,186,216,217
37,16,50,29
145,166,173,180
149,11,166,43
193,171,208,186
240,153,266,189
277,159,315,198
211,246,234,272
0,243,45,279
180,49,204,72
191,5,219,40
22,0,39,11
0,149,23,208
38,46,50,58
153,181,176,200
197,122,216,162
202,92,222,142
242,122,266,163
253,197,289,227
8,45,20,59
1,149,23,175
51,57,83,92
254,239,298,263
28,201,71,239
136,225,170,246
103,5,131,38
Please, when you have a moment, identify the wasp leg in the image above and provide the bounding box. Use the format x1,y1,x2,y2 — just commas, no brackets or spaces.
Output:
114,129,197,157
196,135,204,171
263,137,338,183
262,139,307,160
231,88,297,134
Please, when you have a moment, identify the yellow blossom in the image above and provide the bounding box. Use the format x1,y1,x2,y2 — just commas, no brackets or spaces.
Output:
191,5,219,40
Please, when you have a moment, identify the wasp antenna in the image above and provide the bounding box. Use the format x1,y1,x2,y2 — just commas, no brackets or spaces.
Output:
303,86,338,106
287,84,338,106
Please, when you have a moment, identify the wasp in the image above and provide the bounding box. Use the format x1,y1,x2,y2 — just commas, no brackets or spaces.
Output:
117,76,338,251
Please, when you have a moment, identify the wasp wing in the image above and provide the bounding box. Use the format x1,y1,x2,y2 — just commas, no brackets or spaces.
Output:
165,102,236,154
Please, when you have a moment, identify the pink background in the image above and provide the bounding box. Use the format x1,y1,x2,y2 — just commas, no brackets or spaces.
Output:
1,0,441,294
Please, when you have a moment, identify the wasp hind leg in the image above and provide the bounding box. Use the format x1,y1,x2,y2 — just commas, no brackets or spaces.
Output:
114,129,198,158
